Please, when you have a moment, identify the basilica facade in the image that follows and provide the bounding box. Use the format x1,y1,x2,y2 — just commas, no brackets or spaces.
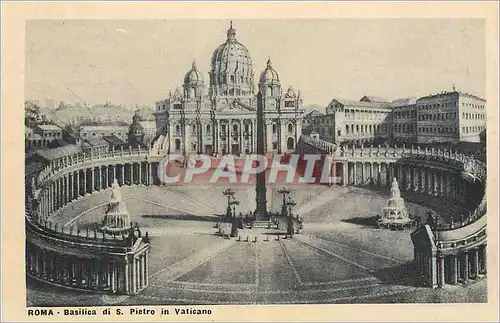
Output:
153,22,304,156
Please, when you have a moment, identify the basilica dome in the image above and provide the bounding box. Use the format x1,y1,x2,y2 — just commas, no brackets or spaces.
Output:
209,22,255,98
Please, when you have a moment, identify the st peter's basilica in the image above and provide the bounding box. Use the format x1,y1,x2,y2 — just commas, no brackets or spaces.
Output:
152,22,305,156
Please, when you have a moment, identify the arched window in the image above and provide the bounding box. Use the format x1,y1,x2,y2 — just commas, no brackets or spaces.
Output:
346,125,349,134
272,123,277,133
175,125,180,133
266,86,272,97
287,137,295,150
288,123,293,133
206,124,211,134
175,139,181,151
233,124,238,134
192,124,196,134
189,88,195,98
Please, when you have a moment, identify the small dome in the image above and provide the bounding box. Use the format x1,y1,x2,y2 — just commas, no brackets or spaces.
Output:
184,60,204,86
129,112,144,135
259,58,280,85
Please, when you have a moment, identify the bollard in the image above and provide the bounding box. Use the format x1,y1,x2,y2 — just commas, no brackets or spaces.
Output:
254,236,258,243
246,236,249,242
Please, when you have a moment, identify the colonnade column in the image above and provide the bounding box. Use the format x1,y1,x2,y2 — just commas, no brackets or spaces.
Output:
481,244,487,274
472,248,480,278
438,255,445,287
91,167,95,192
83,169,87,195
138,162,142,185
353,163,357,186
451,255,458,285
413,167,418,191
148,163,153,186
342,162,348,186
463,251,469,283
121,165,125,185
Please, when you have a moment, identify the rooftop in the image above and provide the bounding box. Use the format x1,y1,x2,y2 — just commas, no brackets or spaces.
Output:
360,95,390,103
35,145,82,162
37,124,62,131
330,98,392,109
103,135,125,146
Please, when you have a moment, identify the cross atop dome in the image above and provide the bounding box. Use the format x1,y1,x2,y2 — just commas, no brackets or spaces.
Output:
266,57,272,67
227,20,236,41
192,59,197,69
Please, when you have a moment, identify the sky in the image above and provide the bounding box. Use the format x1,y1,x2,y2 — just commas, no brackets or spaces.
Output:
25,19,485,108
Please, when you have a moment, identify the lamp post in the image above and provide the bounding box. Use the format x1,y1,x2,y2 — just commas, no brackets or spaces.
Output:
286,197,297,237
230,199,240,237
278,187,290,217
222,188,236,222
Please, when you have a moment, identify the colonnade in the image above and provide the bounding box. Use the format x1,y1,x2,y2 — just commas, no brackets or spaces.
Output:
338,161,468,201
36,161,156,220
26,241,149,294
414,244,487,288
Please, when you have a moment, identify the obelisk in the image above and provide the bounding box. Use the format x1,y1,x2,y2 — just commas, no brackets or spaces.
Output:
255,90,268,220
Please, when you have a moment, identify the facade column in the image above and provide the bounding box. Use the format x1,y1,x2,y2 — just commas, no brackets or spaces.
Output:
113,165,117,181
121,165,125,185
130,163,134,185
377,163,381,188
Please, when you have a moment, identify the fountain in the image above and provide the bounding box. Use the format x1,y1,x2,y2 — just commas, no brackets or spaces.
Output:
380,178,411,227
101,179,131,233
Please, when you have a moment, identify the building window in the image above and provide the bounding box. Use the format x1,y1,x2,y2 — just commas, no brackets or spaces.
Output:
272,124,277,134
288,123,293,133
176,125,180,133
206,124,211,134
